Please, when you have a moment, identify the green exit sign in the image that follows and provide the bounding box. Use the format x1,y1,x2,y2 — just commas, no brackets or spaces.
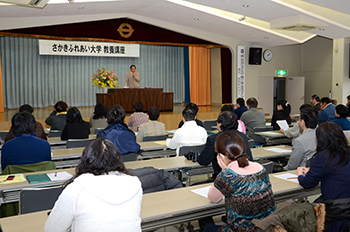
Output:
276,70,287,76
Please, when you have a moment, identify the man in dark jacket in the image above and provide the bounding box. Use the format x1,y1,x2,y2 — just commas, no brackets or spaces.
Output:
197,110,253,179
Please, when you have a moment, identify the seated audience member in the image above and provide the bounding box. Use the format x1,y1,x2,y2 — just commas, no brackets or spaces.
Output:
332,104,350,130
347,95,350,115
45,138,142,232
1,112,51,171
45,101,68,131
271,99,291,130
178,102,204,128
61,107,90,141
221,105,246,134
311,94,321,111
89,103,108,134
203,132,275,232
136,107,166,142
319,97,336,123
97,105,140,155
284,108,319,170
280,104,313,144
240,97,266,139
166,108,207,155
234,98,247,119
5,104,47,142
128,102,149,132
297,122,350,232
198,111,252,179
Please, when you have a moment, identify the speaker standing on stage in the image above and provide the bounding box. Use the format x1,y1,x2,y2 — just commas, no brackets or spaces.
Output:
125,65,140,88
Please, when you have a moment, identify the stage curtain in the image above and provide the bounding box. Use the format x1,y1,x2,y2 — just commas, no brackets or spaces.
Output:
189,46,211,106
0,36,183,108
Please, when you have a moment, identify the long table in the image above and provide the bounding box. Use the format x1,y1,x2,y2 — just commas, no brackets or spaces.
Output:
255,131,292,146
0,170,320,232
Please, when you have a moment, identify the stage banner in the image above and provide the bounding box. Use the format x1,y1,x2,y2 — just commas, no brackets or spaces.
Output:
39,39,139,57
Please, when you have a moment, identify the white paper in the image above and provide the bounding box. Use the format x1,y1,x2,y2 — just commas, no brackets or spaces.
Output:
191,186,211,198
47,171,73,181
277,120,289,130
273,173,299,183
166,130,177,134
264,148,291,153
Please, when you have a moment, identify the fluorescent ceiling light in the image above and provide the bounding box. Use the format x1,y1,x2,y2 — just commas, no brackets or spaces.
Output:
48,0,123,4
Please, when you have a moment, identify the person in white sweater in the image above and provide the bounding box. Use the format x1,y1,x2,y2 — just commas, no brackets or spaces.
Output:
45,138,143,232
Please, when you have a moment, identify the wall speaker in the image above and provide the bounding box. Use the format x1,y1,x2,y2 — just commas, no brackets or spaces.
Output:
249,47,262,65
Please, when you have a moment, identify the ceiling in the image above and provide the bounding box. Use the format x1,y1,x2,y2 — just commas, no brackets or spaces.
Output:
0,0,350,47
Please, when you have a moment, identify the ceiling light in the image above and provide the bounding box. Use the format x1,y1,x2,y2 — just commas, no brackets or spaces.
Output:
319,28,324,31
193,18,199,21
264,37,269,39
238,16,246,22
243,4,249,8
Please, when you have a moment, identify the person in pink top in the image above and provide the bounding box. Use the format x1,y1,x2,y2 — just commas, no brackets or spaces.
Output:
204,131,275,232
128,102,149,132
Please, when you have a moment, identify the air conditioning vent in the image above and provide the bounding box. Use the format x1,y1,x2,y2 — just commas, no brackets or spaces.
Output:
271,16,327,32
282,25,316,31
0,0,49,8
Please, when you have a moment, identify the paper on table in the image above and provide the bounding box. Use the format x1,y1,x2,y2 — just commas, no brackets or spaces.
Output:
47,171,73,181
154,141,166,145
0,174,25,185
273,173,299,183
191,185,211,198
264,148,291,153
277,120,289,130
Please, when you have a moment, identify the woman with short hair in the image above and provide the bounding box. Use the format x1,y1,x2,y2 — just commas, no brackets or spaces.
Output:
89,103,108,134
45,138,142,232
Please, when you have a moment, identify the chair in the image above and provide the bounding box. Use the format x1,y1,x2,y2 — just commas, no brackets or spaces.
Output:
203,120,217,131
1,161,56,175
143,134,168,142
66,138,94,148
262,161,274,174
253,126,273,146
179,144,205,157
48,130,62,138
121,153,137,162
95,128,105,135
19,187,63,214
305,156,314,167
0,131,9,141
248,139,254,149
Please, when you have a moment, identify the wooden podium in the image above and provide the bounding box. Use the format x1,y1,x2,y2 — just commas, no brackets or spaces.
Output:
96,88,173,112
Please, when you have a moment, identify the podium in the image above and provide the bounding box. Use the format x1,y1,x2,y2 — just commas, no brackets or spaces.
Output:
96,88,173,112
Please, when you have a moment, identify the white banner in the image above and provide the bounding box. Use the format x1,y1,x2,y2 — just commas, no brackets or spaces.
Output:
39,39,140,57
237,45,245,99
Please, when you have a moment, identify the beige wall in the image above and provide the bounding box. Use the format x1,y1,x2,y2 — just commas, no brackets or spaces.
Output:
210,48,222,105
301,36,333,103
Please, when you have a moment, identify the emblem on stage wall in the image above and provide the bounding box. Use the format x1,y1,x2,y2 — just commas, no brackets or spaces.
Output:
117,23,134,38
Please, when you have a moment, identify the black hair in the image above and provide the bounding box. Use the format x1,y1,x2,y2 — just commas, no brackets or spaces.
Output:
316,122,350,170
11,111,36,136
93,103,108,120
215,131,249,168
134,102,143,112
107,105,126,124
311,94,320,102
54,101,68,112
299,104,313,112
320,97,331,104
63,138,131,189
277,99,291,114
236,98,245,106
246,97,258,108
347,95,350,100
220,105,234,113
130,65,136,70
19,104,33,113
300,107,318,129
182,108,195,121
335,104,349,118
217,111,238,131
185,103,199,116
66,107,85,124
148,107,160,121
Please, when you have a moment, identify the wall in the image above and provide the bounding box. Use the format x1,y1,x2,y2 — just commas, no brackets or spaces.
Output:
302,36,333,103
210,48,222,105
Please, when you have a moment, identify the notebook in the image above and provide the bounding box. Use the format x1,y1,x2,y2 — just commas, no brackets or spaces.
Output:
26,174,51,184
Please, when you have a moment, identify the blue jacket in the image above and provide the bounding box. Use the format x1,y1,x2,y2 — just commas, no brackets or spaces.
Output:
97,123,140,155
331,117,350,130
319,104,336,123
234,105,247,119
1,133,51,171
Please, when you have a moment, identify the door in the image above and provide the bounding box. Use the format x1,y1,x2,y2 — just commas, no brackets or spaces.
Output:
286,76,305,115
